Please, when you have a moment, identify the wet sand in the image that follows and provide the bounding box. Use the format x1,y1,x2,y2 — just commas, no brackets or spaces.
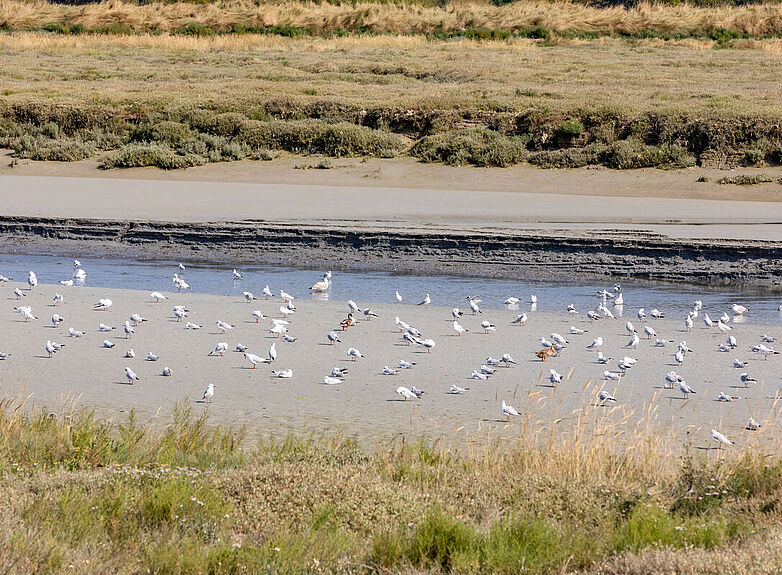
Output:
2,281,780,449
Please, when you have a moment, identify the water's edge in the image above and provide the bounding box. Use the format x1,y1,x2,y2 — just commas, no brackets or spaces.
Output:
2,215,781,289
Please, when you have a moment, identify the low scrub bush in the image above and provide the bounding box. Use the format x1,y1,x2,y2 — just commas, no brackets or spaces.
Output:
12,134,95,161
411,128,526,167
599,140,695,169
528,145,605,168
99,143,206,170
717,174,775,185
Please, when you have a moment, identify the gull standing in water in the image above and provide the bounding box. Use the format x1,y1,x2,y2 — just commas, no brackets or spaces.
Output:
232,269,242,280
395,291,403,303
310,274,330,292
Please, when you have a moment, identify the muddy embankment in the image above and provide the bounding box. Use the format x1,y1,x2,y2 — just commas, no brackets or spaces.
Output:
0,216,780,288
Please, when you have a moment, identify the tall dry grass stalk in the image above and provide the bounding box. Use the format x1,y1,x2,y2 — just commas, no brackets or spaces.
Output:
0,0,781,38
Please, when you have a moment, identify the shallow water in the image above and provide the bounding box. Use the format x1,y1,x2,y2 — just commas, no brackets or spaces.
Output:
2,252,781,326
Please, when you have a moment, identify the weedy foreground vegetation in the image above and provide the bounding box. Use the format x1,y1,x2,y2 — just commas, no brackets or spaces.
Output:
2,392,782,574
0,0,781,172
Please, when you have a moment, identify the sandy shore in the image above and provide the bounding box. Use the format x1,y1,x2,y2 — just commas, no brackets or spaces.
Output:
2,281,780,449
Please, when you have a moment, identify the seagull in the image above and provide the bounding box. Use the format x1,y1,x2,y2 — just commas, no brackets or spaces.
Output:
756,344,779,359
395,316,411,333
52,293,64,306
235,343,248,352
125,349,135,358
685,315,694,331
625,321,636,334
68,327,85,338
501,400,519,420
720,312,731,324
613,292,624,306
347,300,360,313
269,323,288,337
727,335,737,348
717,392,734,402
243,291,256,302
587,311,601,321
59,280,74,287
363,308,379,320
51,314,64,327
481,321,496,334
382,366,397,376
263,285,272,299
674,349,685,365
173,307,187,321
185,322,201,330
599,305,615,319
654,339,670,347
347,347,363,361
124,367,140,384
417,339,436,353
448,385,468,394
693,300,703,311
504,297,520,305
570,326,586,335
679,381,696,399
468,298,482,314
703,314,714,328
327,331,341,345
129,313,147,326
587,337,603,351
717,344,730,352
94,298,112,311
324,376,343,385
643,325,656,339
272,369,293,378
202,383,215,403
216,321,234,334
283,335,297,343
740,372,757,387
717,320,732,333
310,275,330,292
480,365,496,375
73,268,86,282
733,359,746,368
603,371,621,381
637,308,646,320
244,352,268,369
500,353,516,367
452,308,463,320
0,352,10,360
761,334,776,343
209,342,229,357
124,321,135,339
417,294,431,306
664,371,683,388
511,313,527,325
249,310,265,323
453,321,468,336
711,429,732,448
330,367,349,377
19,307,37,322
103,339,115,348
151,291,168,303
162,367,172,376
45,340,64,357
625,333,640,349
567,303,577,314
27,271,37,289
268,342,277,362
146,352,159,361
732,304,749,315
747,418,762,431
409,386,425,398
395,291,403,303
549,369,562,385
178,263,186,273
280,289,294,302
550,333,567,345
596,351,611,364
172,274,190,291
396,387,419,401
98,323,114,332
399,360,415,369
402,332,420,346
529,295,537,304
598,390,616,403
279,306,295,318
232,269,242,280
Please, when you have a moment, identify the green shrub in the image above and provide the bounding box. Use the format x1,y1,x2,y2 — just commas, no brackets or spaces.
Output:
99,143,206,170
528,145,605,168
406,507,478,572
717,174,774,185
201,112,249,137
559,118,585,137
13,135,95,161
133,121,193,147
599,140,695,169
313,123,406,157
411,128,526,167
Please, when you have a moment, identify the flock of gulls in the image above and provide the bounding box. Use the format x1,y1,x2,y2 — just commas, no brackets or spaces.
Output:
4,260,781,449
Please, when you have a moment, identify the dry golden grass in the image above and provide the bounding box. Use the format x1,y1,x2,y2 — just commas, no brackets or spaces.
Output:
0,31,780,118
1,0,781,38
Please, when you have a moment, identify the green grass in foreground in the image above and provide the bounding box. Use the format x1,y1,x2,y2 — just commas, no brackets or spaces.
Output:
2,397,782,574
